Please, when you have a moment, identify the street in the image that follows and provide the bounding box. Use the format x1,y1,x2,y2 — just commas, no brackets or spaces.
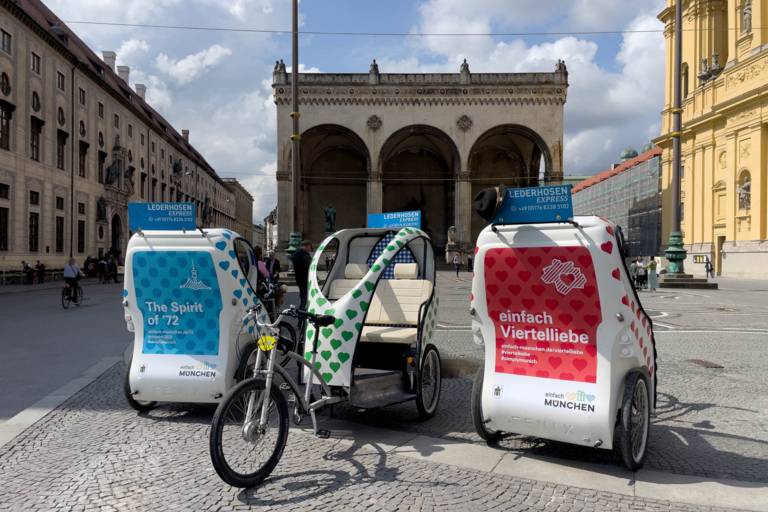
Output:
1,272,767,510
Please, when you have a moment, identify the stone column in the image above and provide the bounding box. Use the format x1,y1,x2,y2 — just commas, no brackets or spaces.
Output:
455,171,472,251
367,172,382,215
276,168,292,258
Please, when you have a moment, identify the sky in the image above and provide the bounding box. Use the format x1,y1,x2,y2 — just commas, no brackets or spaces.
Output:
44,0,667,223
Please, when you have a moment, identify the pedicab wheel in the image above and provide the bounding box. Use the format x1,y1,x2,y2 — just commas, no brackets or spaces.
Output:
614,371,650,470
122,356,157,412
210,378,289,488
471,364,503,444
416,344,441,419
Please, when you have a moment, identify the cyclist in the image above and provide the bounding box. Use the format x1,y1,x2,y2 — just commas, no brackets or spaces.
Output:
63,257,85,302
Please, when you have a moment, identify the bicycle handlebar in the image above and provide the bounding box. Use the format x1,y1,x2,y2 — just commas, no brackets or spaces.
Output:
245,305,336,331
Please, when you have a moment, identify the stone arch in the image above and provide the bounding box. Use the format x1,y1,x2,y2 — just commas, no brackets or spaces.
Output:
467,124,553,242
300,124,371,243
378,125,460,251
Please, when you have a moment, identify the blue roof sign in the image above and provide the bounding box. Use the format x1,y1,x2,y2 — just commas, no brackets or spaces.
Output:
367,210,421,229
493,185,574,225
128,202,197,231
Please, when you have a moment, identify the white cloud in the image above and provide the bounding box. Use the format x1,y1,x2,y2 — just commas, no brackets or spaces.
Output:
115,39,150,65
155,44,233,85
130,69,173,111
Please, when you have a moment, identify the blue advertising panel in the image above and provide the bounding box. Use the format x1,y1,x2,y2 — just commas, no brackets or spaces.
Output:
492,185,574,224
367,210,421,229
132,251,222,355
128,202,196,231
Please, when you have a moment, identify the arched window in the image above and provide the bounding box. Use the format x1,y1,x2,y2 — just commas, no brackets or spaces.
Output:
738,170,751,210
682,63,689,98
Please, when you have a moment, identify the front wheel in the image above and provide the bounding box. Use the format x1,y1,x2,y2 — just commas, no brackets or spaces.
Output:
471,364,503,444
415,344,441,419
210,378,289,488
614,371,651,470
61,287,71,309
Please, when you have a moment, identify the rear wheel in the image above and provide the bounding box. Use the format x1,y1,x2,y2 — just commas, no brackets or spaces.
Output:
614,371,650,470
210,378,289,488
123,355,157,412
61,287,71,309
471,364,503,444
416,344,441,419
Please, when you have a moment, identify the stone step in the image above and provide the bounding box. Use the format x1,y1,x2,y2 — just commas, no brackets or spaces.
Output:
658,280,719,289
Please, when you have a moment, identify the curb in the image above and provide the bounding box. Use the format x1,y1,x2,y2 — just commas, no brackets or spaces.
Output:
0,357,122,449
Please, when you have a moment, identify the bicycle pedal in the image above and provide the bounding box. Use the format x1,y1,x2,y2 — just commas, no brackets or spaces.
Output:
315,429,331,439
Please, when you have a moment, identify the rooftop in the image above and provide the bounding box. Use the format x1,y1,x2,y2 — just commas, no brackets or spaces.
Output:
571,146,662,194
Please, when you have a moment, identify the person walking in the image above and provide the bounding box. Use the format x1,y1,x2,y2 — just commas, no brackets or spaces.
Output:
705,257,714,278
453,253,461,280
22,261,34,284
291,240,313,310
646,257,658,292
636,258,647,290
629,259,638,287
35,260,46,284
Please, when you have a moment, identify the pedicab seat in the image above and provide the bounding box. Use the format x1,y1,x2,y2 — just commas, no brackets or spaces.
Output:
328,263,432,344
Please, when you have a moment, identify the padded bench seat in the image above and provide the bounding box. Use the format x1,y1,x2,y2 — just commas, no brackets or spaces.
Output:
328,263,432,345
360,325,417,344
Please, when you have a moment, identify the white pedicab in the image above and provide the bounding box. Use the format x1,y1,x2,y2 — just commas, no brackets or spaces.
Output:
208,227,442,487
471,206,657,469
121,228,296,411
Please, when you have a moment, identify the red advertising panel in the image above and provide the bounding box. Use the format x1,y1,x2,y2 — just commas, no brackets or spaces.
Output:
484,247,601,383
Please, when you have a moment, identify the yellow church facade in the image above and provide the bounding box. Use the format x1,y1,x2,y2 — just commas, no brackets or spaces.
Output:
656,0,768,278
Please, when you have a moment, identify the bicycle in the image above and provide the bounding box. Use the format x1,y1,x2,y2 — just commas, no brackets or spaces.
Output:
209,306,340,488
61,282,83,309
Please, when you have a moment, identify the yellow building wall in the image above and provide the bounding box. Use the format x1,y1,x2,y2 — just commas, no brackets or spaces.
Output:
656,0,768,278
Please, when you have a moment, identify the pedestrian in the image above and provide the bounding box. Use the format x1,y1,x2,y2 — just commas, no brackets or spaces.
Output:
35,260,46,284
646,257,658,292
467,255,473,273
636,258,647,290
22,261,34,284
291,240,313,310
453,253,461,280
629,259,638,286
97,256,106,283
705,257,714,278
109,254,119,283
265,251,281,281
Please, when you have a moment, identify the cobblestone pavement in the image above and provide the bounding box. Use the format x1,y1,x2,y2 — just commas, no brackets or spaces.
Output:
338,272,768,483
0,364,746,512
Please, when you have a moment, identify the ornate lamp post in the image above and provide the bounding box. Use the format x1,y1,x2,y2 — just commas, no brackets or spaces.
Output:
664,0,687,275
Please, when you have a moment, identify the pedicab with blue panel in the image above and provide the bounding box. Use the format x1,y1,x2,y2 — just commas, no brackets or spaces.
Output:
208,227,442,488
469,185,657,470
121,227,296,412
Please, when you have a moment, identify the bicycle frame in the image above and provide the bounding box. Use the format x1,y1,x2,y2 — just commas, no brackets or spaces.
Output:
246,321,344,436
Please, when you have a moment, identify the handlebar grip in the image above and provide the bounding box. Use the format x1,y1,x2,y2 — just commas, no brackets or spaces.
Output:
315,315,336,327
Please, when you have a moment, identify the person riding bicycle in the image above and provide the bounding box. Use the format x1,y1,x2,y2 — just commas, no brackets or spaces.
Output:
63,257,85,301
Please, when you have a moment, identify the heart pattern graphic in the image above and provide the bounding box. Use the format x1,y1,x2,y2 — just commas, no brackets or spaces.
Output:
484,246,601,383
302,227,437,387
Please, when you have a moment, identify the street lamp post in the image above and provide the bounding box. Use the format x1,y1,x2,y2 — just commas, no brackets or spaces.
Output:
286,0,302,268
664,0,687,275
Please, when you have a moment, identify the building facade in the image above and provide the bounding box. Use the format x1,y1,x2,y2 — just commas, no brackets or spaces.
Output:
263,206,277,252
656,0,768,278
0,0,236,271
272,60,568,256
252,223,265,250
223,178,254,242
572,147,663,258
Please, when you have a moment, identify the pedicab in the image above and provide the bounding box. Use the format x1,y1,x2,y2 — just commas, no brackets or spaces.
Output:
470,185,657,469
121,227,296,411
208,227,442,487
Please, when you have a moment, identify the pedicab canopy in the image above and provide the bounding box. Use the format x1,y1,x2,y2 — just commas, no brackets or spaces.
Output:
123,223,270,404
304,227,438,388
472,186,656,449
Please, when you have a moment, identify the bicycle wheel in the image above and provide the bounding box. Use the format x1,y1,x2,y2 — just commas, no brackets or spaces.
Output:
61,287,71,309
210,378,289,488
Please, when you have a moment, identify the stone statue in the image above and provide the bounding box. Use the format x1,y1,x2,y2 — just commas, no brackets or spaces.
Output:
278,59,286,73
556,59,567,74
738,175,751,210
323,205,336,232
274,60,280,72
124,165,135,193
370,59,379,74
447,226,457,245
96,198,107,221
743,0,752,33
460,59,470,74
104,160,120,186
